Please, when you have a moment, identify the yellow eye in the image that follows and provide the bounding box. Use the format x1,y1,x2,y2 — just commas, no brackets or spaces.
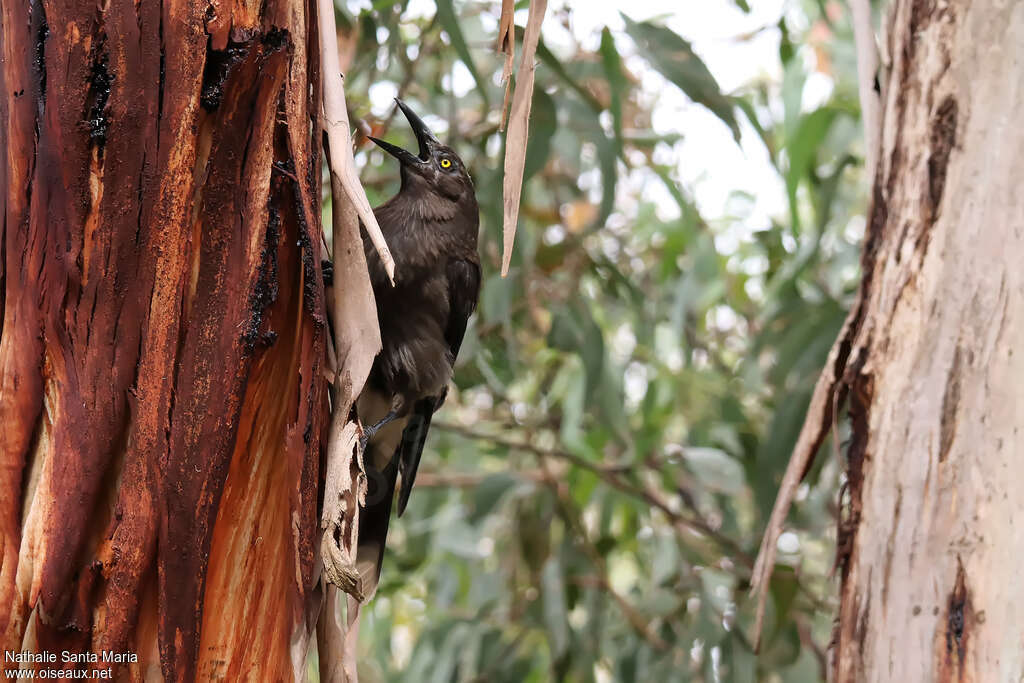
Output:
440,158,452,169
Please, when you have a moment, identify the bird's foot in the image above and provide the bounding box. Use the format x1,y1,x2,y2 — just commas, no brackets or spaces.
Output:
357,407,401,454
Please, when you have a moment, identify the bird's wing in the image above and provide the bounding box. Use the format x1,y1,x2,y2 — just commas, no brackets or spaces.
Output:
441,257,482,359
396,258,481,516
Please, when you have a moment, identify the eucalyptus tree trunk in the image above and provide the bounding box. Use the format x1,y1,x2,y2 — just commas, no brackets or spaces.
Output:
0,0,329,680
833,1,1024,679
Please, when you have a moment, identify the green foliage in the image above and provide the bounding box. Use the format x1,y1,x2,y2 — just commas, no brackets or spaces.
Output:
334,0,867,680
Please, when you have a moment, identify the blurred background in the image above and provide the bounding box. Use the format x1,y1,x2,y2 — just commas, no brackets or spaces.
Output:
332,0,866,679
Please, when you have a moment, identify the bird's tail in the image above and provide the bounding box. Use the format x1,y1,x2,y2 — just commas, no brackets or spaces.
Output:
354,448,398,600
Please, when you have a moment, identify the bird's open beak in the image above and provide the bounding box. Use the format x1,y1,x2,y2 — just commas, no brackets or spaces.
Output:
368,98,440,166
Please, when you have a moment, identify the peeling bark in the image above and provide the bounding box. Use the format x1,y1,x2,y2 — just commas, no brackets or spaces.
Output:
1,0,328,679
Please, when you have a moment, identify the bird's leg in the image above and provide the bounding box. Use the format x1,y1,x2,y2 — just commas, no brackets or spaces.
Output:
358,397,406,453
361,409,399,441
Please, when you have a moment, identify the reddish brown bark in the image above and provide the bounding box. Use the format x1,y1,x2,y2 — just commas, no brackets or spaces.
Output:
0,0,328,679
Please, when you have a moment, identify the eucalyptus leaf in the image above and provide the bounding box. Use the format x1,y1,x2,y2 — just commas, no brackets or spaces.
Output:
683,447,745,495
524,89,557,181
622,14,741,140
599,28,626,155
541,556,570,659
435,0,489,104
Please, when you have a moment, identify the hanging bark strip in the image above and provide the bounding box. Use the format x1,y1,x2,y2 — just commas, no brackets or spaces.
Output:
500,0,548,277
496,0,516,131
0,0,330,680
318,0,394,285
315,0,382,601
315,0,391,677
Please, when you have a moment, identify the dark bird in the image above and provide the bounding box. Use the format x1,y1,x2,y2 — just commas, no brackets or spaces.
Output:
355,99,480,597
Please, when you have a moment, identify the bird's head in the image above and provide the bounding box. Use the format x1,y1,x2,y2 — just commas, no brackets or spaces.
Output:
368,99,474,204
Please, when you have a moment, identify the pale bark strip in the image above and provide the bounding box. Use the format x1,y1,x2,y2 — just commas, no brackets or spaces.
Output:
500,0,548,277
316,586,346,683
325,174,381,411
317,587,361,683
318,0,395,284
316,37,382,674
312,7,382,678
342,595,361,682
316,4,412,680
848,0,881,185
750,0,885,651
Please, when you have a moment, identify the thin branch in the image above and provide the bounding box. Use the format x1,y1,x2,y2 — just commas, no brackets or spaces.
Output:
433,421,746,560
571,575,670,652
413,469,546,488
434,420,617,471
637,477,751,565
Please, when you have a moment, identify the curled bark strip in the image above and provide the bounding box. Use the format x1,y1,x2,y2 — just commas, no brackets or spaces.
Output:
317,175,376,603
500,0,547,277
750,171,888,649
750,13,901,636
318,0,395,284
320,418,367,601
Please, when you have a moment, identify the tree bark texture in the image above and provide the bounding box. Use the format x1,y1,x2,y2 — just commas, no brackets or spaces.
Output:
0,0,329,680
833,0,1024,679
